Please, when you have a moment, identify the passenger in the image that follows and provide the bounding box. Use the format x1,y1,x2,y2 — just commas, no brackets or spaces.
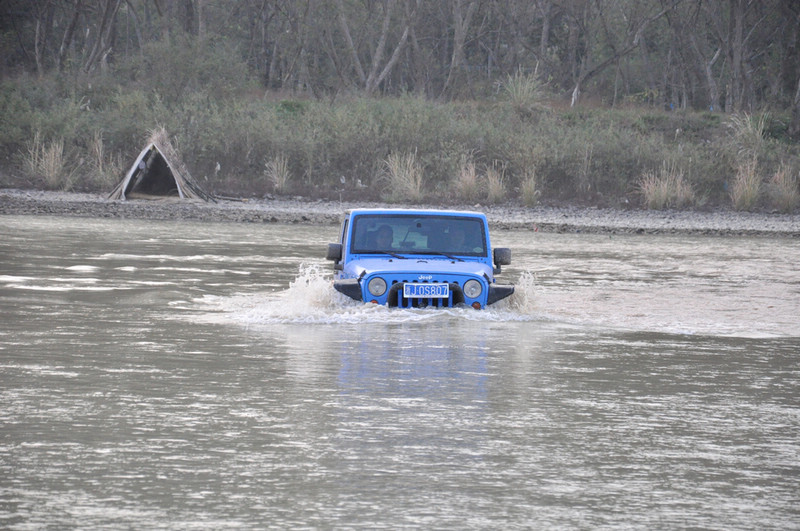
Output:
450,228,467,252
375,225,393,248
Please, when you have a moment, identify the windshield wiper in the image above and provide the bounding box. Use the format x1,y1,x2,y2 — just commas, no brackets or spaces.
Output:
363,250,408,259
428,252,464,261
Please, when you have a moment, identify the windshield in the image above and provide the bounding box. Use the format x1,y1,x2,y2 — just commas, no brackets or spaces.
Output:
351,214,487,256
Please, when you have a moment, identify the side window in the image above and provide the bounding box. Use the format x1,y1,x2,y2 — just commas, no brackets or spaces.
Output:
340,218,348,244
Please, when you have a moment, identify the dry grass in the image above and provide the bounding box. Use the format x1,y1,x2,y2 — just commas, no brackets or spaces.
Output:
23,131,68,189
638,161,695,210
577,144,594,195
485,163,507,203
503,66,546,116
520,167,539,207
730,157,761,211
727,112,768,160
767,164,799,213
451,153,481,202
265,153,291,193
384,150,423,202
148,126,180,161
88,131,122,188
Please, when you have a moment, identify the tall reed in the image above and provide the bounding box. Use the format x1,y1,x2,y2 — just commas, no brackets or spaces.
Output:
88,131,122,188
503,66,546,116
23,131,68,189
638,161,695,210
265,153,291,193
767,164,799,213
520,167,539,207
485,163,507,203
727,112,768,160
384,150,423,202
451,153,481,202
730,157,761,211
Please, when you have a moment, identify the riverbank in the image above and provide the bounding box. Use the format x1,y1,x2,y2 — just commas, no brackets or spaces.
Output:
1,188,798,237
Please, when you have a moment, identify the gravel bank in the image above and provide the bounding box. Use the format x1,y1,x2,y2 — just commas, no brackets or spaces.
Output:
2,188,799,237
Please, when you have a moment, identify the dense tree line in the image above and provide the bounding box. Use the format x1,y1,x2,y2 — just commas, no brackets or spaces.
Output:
2,1,799,122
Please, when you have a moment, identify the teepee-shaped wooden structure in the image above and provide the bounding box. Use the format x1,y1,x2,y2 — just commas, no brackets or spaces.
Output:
109,128,214,202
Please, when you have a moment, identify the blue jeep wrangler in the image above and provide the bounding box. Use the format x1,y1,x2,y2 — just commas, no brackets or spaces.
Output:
326,209,514,309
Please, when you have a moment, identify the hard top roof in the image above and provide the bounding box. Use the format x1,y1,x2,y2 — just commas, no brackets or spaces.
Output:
346,208,486,218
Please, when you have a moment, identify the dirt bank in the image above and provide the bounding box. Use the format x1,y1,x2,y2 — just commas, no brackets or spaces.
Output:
2,189,798,237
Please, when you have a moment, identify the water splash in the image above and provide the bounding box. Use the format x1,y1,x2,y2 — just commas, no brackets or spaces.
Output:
497,270,537,313
195,265,542,325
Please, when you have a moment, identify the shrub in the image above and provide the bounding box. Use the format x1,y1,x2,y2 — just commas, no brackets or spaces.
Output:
730,157,761,211
0,80,34,157
117,35,256,105
503,67,547,117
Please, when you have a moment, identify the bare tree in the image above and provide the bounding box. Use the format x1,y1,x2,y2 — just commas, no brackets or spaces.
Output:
336,0,411,95
441,0,476,96
569,0,681,106
791,77,800,139
83,0,122,72
57,1,84,71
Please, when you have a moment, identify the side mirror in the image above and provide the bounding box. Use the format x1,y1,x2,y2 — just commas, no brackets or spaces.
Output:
326,243,342,261
494,247,511,266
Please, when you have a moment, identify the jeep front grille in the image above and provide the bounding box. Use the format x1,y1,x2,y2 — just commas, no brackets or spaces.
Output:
386,281,465,308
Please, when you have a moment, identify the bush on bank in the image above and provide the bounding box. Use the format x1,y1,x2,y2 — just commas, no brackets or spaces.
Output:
1,54,798,212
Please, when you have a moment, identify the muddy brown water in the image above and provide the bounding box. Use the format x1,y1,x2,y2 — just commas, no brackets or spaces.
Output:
1,215,798,529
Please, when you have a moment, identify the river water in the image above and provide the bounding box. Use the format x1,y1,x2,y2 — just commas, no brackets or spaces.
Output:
1,214,798,529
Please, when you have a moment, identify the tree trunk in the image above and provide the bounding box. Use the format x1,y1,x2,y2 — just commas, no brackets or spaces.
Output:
790,76,800,139
57,0,82,71
537,0,552,59
570,1,679,107
727,0,746,111
442,0,476,96
84,0,122,72
689,31,722,111
33,1,56,76
407,1,428,97
336,0,366,85
337,0,410,95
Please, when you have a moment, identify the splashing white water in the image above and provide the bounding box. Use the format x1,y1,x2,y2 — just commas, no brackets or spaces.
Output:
495,270,537,314
194,264,541,326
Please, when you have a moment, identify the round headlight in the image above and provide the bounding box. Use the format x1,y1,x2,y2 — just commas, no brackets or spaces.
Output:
463,279,482,299
367,277,387,297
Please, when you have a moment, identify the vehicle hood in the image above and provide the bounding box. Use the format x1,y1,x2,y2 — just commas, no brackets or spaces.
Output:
347,256,493,279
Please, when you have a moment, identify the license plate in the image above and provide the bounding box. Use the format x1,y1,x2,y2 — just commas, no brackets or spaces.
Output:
403,283,449,298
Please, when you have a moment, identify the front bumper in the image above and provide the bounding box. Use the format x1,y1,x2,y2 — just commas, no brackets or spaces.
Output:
333,278,514,308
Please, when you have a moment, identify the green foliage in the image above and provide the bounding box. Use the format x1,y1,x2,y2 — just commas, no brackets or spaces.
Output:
0,80,33,156
2,68,800,209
